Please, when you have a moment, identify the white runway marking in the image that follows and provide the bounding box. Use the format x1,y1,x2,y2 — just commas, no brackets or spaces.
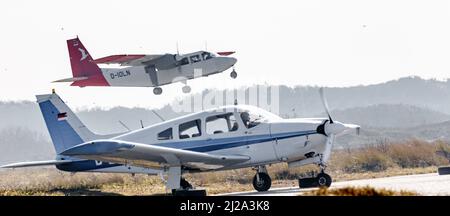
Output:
219,173,450,196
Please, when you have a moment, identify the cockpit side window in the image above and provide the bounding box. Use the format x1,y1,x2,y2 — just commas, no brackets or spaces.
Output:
240,111,262,129
179,119,202,139
202,52,213,60
206,113,239,135
157,128,173,140
190,55,201,63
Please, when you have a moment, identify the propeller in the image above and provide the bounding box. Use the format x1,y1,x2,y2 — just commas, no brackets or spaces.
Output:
319,87,333,123
322,134,335,163
317,87,360,163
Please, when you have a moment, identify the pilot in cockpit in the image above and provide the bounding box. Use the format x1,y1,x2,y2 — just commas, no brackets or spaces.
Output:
240,112,250,127
202,52,210,60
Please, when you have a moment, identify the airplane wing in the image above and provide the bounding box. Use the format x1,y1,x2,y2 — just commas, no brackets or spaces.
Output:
60,140,250,170
0,160,73,168
94,54,176,68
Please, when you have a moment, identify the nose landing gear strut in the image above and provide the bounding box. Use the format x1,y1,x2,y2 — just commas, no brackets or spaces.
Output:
298,155,333,188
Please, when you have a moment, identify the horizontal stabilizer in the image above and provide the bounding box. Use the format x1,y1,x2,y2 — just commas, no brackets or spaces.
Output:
0,160,73,168
52,77,89,83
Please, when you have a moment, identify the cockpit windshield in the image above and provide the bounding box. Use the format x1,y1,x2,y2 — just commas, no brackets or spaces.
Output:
202,52,215,60
239,107,281,129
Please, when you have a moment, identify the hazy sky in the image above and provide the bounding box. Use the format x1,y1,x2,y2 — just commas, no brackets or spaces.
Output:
1,0,450,109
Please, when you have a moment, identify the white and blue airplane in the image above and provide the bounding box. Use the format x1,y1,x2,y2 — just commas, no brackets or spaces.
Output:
1,89,359,194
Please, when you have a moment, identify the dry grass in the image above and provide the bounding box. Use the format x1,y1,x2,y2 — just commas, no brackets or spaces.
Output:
330,139,449,173
0,139,448,196
0,169,130,196
305,186,417,196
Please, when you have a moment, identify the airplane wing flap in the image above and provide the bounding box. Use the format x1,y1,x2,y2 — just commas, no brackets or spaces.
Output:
61,140,250,170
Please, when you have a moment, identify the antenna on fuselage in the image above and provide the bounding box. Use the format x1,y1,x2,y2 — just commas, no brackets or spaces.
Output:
176,42,180,55
118,120,131,132
140,120,144,129
151,110,166,122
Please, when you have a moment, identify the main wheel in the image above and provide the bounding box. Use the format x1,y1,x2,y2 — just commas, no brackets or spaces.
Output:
252,172,271,192
316,172,332,187
182,85,191,94
153,87,163,95
230,70,237,79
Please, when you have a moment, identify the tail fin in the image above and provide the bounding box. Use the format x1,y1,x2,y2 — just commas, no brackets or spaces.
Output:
37,92,99,153
65,37,109,87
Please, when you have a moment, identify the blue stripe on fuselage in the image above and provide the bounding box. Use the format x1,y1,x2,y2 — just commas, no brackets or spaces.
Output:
156,130,317,152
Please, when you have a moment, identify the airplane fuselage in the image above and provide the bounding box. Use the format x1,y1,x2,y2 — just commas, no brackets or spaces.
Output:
55,105,330,174
98,52,236,87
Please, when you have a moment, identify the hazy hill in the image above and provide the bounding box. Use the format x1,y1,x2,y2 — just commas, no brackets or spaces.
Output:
336,120,450,149
329,104,450,128
263,76,450,117
0,127,54,164
0,101,46,133
77,106,182,135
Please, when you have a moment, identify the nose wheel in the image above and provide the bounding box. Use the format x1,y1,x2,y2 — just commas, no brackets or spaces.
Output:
153,87,163,95
315,158,332,187
298,171,333,188
316,172,332,187
230,68,237,79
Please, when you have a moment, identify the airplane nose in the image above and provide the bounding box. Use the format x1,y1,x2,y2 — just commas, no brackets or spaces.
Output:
324,121,360,136
215,57,237,71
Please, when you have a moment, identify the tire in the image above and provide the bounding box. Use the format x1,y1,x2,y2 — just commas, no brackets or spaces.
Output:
316,173,332,187
182,86,191,94
253,173,272,192
153,87,162,95
438,167,450,175
230,70,237,79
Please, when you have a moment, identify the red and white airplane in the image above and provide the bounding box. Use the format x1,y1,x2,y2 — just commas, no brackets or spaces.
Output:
54,38,238,95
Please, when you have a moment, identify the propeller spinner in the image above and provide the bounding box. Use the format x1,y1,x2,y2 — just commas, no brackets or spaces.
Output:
318,87,360,136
